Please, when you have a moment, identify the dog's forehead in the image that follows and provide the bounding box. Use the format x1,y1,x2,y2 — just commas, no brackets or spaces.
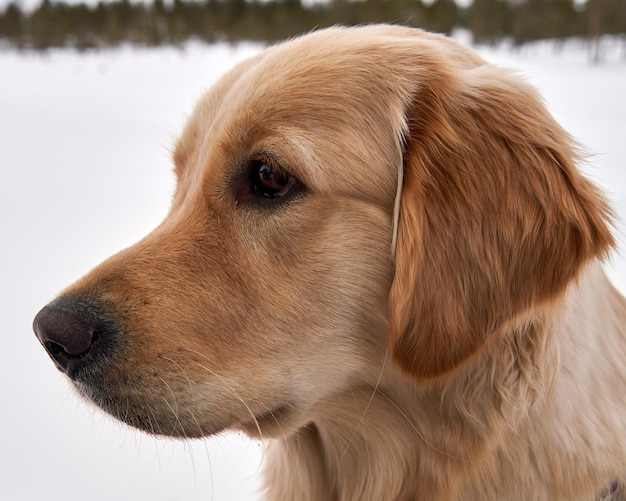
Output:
234,30,412,115
174,26,487,208
174,29,426,205
175,27,485,191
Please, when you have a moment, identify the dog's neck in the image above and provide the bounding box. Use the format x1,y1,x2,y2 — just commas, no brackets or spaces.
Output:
264,322,555,500
263,264,626,501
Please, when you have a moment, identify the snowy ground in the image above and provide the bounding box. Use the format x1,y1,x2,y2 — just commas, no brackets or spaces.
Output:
1,35,624,501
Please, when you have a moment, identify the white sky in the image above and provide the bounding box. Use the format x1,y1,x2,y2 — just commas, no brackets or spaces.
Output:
1,36,625,500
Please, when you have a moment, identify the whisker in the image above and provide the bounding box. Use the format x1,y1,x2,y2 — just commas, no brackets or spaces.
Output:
160,357,216,498
202,438,215,501
161,356,206,438
198,363,264,440
153,439,163,477
182,347,265,442
159,377,186,437
375,389,469,464
265,408,287,438
339,348,389,464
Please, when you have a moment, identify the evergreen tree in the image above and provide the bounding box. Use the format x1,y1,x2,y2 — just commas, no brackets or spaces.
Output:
468,0,511,43
0,0,624,50
424,0,458,34
0,3,25,47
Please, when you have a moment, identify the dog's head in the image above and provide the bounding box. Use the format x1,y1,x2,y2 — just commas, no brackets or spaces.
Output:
33,25,613,439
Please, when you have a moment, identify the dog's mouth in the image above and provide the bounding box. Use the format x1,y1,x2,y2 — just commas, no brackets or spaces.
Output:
74,371,299,439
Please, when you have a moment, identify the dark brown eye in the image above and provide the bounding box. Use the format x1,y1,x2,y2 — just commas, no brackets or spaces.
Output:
251,160,299,199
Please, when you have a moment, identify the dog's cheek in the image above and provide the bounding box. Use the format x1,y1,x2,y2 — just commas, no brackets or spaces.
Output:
251,202,394,378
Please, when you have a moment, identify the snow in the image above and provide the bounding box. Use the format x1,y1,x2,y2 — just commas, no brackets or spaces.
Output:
0,41,266,501
0,36,624,501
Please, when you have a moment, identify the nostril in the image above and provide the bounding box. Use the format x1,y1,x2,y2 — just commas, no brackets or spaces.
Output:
45,340,68,360
44,336,95,360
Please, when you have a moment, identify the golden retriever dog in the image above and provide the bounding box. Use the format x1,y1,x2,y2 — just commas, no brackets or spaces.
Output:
33,25,626,500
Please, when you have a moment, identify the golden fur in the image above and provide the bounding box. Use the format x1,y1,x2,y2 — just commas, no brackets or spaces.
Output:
34,25,626,500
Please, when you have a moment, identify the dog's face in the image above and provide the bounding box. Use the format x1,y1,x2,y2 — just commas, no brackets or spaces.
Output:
33,26,613,440
32,27,415,439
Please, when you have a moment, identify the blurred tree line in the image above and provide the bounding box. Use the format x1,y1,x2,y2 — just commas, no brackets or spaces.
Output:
0,0,624,50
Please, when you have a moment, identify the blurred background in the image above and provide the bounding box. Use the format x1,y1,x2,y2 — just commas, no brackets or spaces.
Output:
0,0,624,58
1,1,625,500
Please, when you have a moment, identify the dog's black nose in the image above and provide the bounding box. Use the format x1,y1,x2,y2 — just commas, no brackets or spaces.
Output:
33,297,117,380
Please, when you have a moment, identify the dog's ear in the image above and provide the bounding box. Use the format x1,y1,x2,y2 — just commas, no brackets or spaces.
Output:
388,62,614,379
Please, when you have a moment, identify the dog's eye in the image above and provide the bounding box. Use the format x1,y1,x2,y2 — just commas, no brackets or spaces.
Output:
251,160,299,199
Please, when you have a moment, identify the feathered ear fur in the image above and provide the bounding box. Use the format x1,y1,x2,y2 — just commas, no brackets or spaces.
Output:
388,60,614,379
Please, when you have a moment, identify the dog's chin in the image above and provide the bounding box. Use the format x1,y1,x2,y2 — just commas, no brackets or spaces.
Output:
73,381,221,438
236,405,307,439
74,379,303,440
